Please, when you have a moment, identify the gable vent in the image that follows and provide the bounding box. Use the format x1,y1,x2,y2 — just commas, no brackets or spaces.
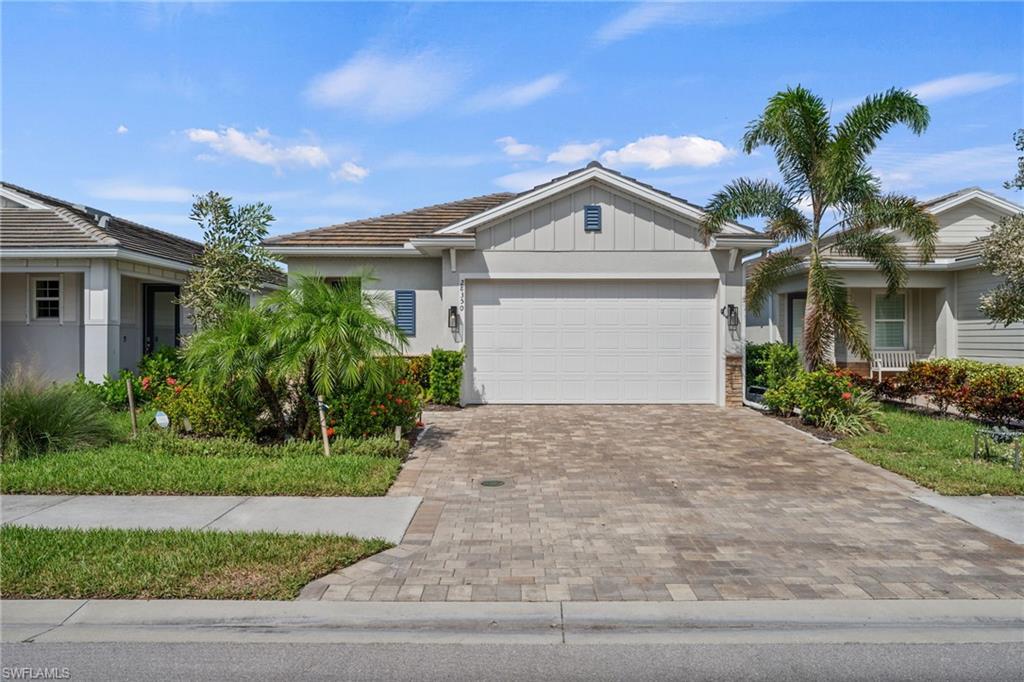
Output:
583,204,602,232
394,290,416,337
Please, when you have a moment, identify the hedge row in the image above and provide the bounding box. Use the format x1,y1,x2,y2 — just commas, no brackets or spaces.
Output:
846,358,1024,424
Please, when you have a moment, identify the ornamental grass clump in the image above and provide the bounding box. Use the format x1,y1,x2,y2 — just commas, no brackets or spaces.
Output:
0,369,115,460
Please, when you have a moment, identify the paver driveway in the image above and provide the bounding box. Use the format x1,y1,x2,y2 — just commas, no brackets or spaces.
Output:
304,405,1024,602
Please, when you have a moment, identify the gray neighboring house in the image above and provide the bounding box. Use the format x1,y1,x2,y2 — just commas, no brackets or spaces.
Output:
265,162,774,406
0,182,204,382
745,187,1024,369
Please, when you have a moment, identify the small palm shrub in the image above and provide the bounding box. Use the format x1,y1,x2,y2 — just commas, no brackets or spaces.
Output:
428,348,464,405
1,372,116,459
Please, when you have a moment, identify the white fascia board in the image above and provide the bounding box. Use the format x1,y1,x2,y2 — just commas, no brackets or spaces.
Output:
926,189,1022,216
435,167,754,237
711,236,776,250
409,237,476,249
785,257,981,273
0,186,50,209
266,245,425,259
1,247,195,273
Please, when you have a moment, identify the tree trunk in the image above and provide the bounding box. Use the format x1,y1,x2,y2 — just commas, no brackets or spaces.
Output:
258,376,287,438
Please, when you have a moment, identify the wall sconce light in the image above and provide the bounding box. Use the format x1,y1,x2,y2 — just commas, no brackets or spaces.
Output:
448,306,459,331
721,304,740,332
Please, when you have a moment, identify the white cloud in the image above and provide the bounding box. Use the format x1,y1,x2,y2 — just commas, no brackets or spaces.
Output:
547,141,606,165
465,73,565,112
332,161,369,183
306,51,462,119
496,136,541,158
185,127,330,170
594,3,680,45
873,144,1017,190
601,135,734,169
909,72,1016,102
494,167,569,192
84,180,193,203
116,124,129,135
594,3,780,46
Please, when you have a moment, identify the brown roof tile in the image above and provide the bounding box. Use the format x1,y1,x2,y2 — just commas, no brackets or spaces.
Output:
264,193,517,247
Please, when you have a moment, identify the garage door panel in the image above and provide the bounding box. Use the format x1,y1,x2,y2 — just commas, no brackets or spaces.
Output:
468,280,717,404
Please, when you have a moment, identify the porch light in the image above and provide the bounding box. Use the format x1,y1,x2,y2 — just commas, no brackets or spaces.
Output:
448,306,459,331
721,304,740,332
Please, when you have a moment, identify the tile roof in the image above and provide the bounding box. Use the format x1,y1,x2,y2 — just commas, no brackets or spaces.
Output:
0,182,204,265
0,182,286,285
264,193,518,247
264,161,756,248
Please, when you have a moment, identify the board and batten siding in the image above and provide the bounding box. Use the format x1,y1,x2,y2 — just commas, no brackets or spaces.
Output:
479,182,703,252
956,267,1024,365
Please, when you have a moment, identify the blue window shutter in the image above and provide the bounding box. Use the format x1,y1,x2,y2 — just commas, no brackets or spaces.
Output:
583,204,602,232
394,290,416,336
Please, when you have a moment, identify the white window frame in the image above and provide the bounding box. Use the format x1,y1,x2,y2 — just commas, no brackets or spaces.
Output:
30,275,62,322
871,290,909,351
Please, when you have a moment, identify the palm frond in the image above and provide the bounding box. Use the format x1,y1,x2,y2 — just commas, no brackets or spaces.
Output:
745,250,802,315
832,230,906,294
803,258,871,367
826,88,928,202
743,86,830,197
700,178,798,243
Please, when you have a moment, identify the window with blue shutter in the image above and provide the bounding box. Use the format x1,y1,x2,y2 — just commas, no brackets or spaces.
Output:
394,290,416,337
583,204,602,232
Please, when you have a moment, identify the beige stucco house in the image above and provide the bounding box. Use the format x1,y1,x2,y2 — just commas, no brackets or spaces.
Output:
745,187,1023,370
265,163,774,406
0,182,205,382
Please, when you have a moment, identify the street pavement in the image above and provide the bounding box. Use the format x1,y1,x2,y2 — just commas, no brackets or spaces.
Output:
3,641,1022,681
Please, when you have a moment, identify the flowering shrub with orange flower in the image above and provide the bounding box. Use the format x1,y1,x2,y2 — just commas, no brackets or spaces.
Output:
326,360,422,439
764,367,882,435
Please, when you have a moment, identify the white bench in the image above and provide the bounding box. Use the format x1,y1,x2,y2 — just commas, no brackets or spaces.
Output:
871,350,917,380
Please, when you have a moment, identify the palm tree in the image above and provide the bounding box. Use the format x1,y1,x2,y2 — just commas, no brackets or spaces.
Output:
265,274,408,437
183,303,287,436
701,86,938,369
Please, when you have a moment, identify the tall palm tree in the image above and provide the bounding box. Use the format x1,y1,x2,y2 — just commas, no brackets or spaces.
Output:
183,303,287,435
701,86,938,369
265,274,408,437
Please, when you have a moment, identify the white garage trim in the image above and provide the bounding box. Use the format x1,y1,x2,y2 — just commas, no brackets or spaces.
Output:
464,278,719,405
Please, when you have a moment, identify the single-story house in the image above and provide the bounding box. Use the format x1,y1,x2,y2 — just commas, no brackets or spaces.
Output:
264,162,774,406
745,187,1024,369
2,182,202,382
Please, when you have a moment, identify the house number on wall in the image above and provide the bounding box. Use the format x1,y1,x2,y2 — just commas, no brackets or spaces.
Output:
458,280,465,312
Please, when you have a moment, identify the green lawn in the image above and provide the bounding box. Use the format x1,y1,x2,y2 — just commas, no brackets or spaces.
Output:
1,410,404,496
0,526,389,600
838,405,1024,495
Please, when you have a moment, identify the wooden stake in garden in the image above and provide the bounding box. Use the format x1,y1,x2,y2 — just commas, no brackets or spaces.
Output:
125,377,139,439
316,394,331,456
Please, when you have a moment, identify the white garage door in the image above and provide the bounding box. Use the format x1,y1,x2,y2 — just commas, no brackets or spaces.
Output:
466,280,717,404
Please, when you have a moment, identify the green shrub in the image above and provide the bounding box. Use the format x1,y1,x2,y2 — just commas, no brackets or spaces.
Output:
764,367,883,436
763,343,801,390
747,343,800,390
406,354,432,393
428,348,464,405
329,360,422,439
1,372,116,459
137,431,407,459
137,347,183,389
153,381,255,439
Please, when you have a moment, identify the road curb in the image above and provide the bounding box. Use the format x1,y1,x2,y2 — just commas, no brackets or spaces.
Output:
3,599,1021,645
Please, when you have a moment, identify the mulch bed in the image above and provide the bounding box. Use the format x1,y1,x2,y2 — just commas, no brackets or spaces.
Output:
759,411,841,443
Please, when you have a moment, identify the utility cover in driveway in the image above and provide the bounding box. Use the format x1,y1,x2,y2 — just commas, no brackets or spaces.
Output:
466,280,717,403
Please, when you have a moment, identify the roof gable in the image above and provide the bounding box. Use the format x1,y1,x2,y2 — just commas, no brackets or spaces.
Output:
435,162,757,238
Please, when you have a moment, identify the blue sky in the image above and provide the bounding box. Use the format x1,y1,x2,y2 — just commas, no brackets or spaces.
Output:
3,2,1022,241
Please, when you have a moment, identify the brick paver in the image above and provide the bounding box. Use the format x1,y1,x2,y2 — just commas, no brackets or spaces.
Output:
305,405,1024,601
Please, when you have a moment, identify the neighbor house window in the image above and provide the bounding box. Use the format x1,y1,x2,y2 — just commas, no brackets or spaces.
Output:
33,278,60,319
873,292,906,349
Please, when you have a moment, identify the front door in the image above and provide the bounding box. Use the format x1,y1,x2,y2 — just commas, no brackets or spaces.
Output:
788,293,807,355
143,284,181,354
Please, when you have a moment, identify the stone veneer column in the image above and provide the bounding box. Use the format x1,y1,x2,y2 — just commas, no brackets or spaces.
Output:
725,354,744,407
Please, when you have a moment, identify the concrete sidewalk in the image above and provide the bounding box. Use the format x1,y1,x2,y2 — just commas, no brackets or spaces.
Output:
2,598,1021,645
1,494,421,543
913,494,1024,545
